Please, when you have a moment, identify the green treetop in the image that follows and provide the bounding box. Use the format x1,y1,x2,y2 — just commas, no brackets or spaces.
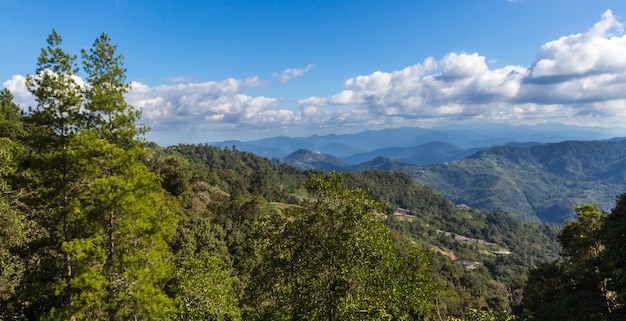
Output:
245,172,436,321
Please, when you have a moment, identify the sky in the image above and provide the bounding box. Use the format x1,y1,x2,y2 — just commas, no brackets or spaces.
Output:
3,0,626,145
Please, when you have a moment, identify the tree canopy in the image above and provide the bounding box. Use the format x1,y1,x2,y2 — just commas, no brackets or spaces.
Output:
521,199,626,321
4,28,620,321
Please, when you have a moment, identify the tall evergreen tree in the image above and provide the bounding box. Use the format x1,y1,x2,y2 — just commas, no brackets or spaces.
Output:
81,32,146,147
17,30,178,320
26,29,84,137
21,29,85,318
54,32,178,320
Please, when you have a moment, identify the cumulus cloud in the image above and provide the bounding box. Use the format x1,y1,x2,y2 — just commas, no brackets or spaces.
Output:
519,10,626,106
299,53,525,121
3,75,35,108
273,64,314,83
126,77,299,132
3,72,87,110
5,10,626,143
298,10,626,129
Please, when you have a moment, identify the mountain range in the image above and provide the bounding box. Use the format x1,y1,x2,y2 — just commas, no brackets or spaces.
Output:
280,139,626,224
212,123,625,161
211,123,626,224
409,139,626,223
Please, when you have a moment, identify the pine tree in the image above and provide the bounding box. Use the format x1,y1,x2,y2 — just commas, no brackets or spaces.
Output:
19,30,178,320
22,29,85,318
58,32,178,320
81,32,146,147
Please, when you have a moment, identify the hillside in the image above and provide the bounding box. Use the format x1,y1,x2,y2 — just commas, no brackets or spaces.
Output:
279,148,350,171
278,143,486,168
342,141,477,165
277,138,626,224
410,139,626,223
161,144,560,316
211,123,625,161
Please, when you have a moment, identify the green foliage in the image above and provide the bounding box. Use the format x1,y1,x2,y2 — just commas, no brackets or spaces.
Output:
171,253,241,321
446,308,516,321
163,145,559,320
167,143,315,203
410,140,626,223
1,28,586,321
245,172,436,320
559,204,605,263
71,136,178,320
0,138,27,318
341,170,559,317
0,88,25,140
520,203,626,320
602,194,626,313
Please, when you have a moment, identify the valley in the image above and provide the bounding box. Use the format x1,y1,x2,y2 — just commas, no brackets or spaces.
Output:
213,126,626,224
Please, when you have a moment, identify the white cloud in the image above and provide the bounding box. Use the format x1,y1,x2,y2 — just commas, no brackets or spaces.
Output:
528,10,625,79
296,10,626,130
299,52,525,121
2,72,86,110
126,77,296,131
3,75,35,108
273,63,314,84
518,10,626,107
4,10,626,144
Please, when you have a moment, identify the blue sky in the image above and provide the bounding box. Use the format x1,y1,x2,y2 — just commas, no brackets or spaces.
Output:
3,0,626,145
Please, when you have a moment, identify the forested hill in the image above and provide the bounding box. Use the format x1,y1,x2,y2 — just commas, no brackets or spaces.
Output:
151,143,561,317
410,138,626,224
7,30,620,320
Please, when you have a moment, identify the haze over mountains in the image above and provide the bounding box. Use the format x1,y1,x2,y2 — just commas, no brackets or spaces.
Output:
211,123,626,224
409,139,626,224
212,123,625,161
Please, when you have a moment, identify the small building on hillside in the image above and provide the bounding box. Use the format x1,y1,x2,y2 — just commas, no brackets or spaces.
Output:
394,208,416,218
393,208,417,221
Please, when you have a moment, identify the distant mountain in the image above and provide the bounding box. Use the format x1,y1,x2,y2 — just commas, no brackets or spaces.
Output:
351,157,411,171
314,142,363,158
211,123,626,164
278,138,626,224
504,142,543,148
343,141,481,165
408,139,626,224
212,140,287,158
280,149,350,171
209,126,626,224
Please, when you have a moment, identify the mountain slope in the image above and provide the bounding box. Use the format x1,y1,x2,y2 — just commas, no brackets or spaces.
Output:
351,156,411,171
280,149,351,171
343,141,478,165
211,123,626,161
160,143,561,317
410,139,626,223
